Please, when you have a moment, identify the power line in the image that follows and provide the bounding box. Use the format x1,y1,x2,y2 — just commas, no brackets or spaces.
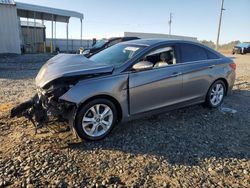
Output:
216,0,225,50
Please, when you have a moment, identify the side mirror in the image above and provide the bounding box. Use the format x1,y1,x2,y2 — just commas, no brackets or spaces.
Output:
132,61,154,71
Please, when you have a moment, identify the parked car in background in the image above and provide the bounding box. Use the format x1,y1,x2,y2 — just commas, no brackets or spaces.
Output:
82,37,140,57
232,42,250,54
11,39,236,141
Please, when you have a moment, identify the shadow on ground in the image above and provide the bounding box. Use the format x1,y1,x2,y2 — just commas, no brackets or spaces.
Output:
69,89,250,166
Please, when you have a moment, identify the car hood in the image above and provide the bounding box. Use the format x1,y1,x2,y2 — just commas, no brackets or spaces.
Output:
35,54,114,88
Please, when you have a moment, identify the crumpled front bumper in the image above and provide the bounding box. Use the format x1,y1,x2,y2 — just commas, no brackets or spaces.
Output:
10,90,77,128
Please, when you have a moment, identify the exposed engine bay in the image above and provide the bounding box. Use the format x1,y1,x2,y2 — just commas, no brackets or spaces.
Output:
10,53,114,135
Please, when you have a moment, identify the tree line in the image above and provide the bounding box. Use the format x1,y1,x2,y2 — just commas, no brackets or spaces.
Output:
200,40,242,50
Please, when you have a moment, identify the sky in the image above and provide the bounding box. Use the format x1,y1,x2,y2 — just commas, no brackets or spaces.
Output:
17,0,250,44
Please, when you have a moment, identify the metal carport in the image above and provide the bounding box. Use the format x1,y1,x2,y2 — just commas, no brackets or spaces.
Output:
16,2,84,53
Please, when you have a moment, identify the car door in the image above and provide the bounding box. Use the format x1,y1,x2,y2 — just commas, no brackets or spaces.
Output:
178,43,219,102
128,45,183,115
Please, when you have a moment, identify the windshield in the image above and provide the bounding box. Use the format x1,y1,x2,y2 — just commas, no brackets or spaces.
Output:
236,43,250,48
90,44,145,66
92,39,108,48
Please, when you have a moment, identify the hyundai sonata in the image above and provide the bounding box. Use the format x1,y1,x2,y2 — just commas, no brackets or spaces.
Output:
11,39,236,140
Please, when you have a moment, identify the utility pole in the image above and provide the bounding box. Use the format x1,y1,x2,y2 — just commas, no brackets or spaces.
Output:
216,0,225,50
168,13,173,35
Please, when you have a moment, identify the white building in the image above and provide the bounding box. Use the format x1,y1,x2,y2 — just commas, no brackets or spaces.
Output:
84,32,197,42
124,32,197,41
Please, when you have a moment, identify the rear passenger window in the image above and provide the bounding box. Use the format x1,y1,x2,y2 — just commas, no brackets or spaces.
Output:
180,44,208,63
207,50,220,59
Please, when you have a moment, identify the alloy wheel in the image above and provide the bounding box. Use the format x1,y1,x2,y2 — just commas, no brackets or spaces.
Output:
210,83,224,106
82,104,113,137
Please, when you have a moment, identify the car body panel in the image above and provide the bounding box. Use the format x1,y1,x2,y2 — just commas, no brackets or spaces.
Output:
59,74,129,119
129,66,183,114
180,60,219,102
33,39,235,124
36,53,114,88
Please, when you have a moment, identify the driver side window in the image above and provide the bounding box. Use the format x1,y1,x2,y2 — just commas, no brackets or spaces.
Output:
139,46,176,68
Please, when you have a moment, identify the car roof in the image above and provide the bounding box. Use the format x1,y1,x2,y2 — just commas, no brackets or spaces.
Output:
108,36,139,41
121,38,224,58
123,38,200,46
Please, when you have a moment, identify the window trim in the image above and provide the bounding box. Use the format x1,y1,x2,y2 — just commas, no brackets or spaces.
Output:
128,44,179,72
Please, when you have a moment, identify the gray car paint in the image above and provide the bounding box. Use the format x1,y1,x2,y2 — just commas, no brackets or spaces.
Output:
36,39,235,122
181,58,234,102
36,53,114,88
129,65,183,114
59,74,129,118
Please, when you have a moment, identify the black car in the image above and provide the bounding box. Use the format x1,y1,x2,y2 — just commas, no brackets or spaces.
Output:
82,37,140,57
232,42,250,54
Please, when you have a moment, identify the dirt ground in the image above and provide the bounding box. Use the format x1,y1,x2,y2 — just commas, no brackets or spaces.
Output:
0,54,249,187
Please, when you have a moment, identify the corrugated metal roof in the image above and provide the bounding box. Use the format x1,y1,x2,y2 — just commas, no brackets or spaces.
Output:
0,0,15,5
16,2,83,20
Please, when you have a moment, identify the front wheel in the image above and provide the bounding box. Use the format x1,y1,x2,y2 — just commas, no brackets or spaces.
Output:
241,48,246,55
205,80,226,108
75,99,117,140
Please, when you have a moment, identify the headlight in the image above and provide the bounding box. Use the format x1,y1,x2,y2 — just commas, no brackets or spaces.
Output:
36,65,47,83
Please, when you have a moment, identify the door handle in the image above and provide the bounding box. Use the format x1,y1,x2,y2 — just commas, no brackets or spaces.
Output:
208,65,215,69
171,72,182,77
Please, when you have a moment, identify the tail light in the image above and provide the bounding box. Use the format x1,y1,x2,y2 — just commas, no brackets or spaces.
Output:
229,63,236,70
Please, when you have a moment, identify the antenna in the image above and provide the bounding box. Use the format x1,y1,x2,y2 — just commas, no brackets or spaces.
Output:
169,13,173,35
216,0,225,50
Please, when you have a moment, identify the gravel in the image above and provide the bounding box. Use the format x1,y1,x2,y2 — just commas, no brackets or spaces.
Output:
0,54,249,187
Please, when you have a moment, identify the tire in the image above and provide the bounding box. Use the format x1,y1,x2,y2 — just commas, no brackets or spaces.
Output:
205,80,226,108
75,99,117,141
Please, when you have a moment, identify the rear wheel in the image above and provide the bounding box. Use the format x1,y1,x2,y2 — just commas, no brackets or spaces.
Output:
205,80,226,108
75,99,117,140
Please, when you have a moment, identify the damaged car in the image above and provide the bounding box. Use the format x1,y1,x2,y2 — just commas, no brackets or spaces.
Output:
11,39,236,140
232,42,250,55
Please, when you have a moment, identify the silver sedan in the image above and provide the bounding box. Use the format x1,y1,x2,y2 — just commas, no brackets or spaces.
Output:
11,39,236,140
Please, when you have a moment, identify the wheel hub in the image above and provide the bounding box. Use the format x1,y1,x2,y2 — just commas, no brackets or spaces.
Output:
95,117,101,122
210,83,224,106
82,104,113,137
